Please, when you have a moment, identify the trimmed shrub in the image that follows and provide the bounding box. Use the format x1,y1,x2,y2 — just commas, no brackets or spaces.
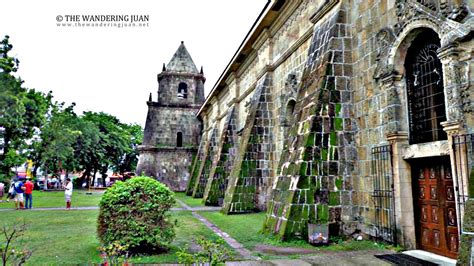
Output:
97,176,176,254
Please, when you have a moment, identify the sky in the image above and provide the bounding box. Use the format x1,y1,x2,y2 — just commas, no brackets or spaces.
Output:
0,0,267,127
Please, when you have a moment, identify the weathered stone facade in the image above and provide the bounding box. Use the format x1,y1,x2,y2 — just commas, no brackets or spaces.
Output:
136,42,204,191
187,0,473,261
202,107,239,206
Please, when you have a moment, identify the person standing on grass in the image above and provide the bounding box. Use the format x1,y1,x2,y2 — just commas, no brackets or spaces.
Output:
13,178,26,210
24,177,34,209
0,181,4,202
63,177,73,209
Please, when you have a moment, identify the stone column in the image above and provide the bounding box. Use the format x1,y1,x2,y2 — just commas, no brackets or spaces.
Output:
442,120,467,232
380,72,405,134
438,43,467,122
386,132,416,249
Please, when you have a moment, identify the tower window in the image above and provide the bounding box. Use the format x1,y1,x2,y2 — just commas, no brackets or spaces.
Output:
405,30,447,144
177,132,183,147
178,82,188,99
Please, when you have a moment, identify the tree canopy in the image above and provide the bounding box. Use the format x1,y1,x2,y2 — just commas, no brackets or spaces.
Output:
0,35,143,183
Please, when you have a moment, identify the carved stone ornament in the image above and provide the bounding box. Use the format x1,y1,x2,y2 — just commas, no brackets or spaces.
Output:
373,28,397,80
374,1,472,82
440,45,471,118
395,0,471,34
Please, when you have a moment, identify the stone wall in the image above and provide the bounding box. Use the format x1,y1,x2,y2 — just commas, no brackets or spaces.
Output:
203,107,239,206
136,147,195,191
348,0,474,240
222,74,274,213
192,127,218,198
264,1,355,241
142,105,201,147
190,0,474,256
198,0,321,180
186,130,208,195
157,73,205,107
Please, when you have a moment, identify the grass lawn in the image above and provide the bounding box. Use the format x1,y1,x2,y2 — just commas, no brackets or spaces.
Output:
0,190,103,209
0,210,231,264
174,192,206,207
198,211,267,249
0,210,102,264
129,211,235,264
198,211,393,254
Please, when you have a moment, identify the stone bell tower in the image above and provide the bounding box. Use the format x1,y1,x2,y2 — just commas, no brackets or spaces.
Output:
136,41,205,191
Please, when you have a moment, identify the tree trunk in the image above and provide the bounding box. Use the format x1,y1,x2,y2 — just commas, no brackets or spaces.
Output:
0,128,12,177
101,165,108,187
92,168,98,188
32,165,39,178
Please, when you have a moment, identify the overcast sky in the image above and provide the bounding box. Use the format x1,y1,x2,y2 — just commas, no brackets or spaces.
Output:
0,0,267,127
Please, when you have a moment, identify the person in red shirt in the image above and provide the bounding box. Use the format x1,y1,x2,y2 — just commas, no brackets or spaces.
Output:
24,177,34,209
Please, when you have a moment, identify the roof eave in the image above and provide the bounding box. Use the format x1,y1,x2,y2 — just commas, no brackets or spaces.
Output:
197,0,279,117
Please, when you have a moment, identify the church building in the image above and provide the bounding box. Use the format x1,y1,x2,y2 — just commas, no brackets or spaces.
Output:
186,0,473,262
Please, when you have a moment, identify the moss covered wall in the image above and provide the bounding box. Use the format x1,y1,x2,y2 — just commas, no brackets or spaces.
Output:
203,108,239,206
264,2,356,241
192,127,218,198
222,74,274,213
186,130,208,195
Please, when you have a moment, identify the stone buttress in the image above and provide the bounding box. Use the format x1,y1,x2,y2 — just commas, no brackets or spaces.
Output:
203,107,239,206
186,130,207,195
192,127,218,198
263,2,356,242
222,74,274,213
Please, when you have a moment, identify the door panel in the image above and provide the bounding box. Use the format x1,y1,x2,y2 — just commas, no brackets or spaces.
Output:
412,157,458,259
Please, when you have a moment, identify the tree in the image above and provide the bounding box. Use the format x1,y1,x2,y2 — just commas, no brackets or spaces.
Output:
74,112,142,187
0,35,143,185
113,123,143,175
0,35,19,74
29,102,81,178
0,222,32,266
0,35,52,182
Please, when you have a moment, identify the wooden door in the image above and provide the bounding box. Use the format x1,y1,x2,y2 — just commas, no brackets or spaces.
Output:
412,157,459,259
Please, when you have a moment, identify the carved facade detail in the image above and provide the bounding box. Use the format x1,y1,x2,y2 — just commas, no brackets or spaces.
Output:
374,1,472,126
438,43,472,120
393,0,472,43
374,28,397,79
396,0,470,30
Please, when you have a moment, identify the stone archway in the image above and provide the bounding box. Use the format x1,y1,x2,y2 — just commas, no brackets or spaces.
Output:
372,0,473,252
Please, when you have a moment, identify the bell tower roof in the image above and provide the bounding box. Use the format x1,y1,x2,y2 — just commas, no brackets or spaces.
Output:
166,41,199,74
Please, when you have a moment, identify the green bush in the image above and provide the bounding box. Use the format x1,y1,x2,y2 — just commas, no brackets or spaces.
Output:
97,176,176,255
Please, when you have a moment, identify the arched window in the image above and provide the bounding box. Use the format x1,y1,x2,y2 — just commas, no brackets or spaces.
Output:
177,132,183,147
405,30,447,144
285,99,296,126
177,82,187,99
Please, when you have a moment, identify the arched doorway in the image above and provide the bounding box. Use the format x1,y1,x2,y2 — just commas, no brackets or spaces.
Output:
401,29,458,258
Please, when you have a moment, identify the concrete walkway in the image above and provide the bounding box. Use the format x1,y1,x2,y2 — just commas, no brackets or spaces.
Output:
226,250,393,265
